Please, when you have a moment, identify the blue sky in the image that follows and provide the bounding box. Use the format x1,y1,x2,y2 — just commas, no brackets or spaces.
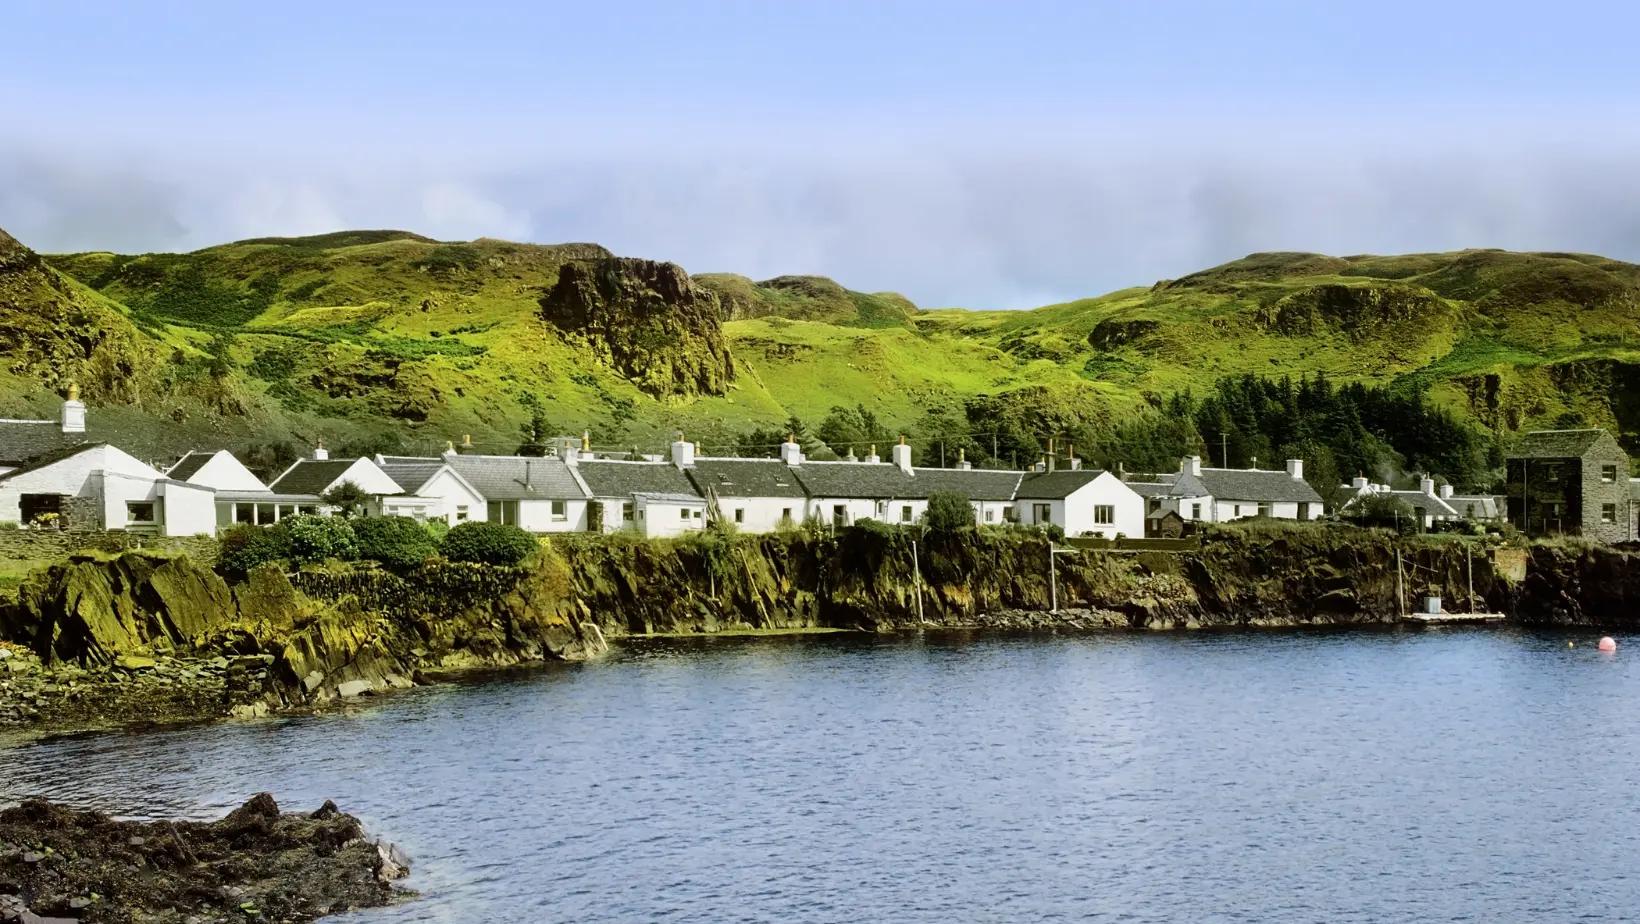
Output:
4,1,1640,307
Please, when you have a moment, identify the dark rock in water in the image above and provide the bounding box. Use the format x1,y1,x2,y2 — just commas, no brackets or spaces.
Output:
0,793,410,923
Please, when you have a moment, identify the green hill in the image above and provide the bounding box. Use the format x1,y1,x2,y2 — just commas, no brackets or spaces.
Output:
13,227,1640,474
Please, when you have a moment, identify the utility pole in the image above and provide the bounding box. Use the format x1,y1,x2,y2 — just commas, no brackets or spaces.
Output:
912,538,925,622
1050,541,1057,613
1221,433,1228,469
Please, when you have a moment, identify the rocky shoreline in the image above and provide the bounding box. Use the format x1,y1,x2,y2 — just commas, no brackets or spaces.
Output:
0,794,408,923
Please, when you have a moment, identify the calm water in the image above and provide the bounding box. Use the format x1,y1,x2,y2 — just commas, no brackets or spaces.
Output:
4,628,1639,923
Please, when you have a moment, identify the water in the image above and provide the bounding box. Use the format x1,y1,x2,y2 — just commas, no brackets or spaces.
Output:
4,628,1639,923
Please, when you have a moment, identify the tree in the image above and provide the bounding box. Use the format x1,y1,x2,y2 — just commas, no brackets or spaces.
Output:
354,516,441,570
283,515,359,563
518,393,557,456
321,481,370,518
442,521,539,566
923,491,976,532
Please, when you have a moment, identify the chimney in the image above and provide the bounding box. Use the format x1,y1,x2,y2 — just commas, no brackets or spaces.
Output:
1116,461,1127,480
866,444,880,464
891,436,913,473
1421,476,1436,496
956,448,972,471
1440,484,1454,500
443,440,457,458
460,434,474,454
1067,443,1081,471
780,433,804,466
671,433,695,469
523,459,534,490
1047,438,1057,472
845,447,858,462
560,440,579,465
581,430,592,461
1250,456,1258,470
313,439,329,461
60,383,86,434
1286,459,1304,481
1181,455,1201,476
1034,457,1047,473
1351,474,1369,490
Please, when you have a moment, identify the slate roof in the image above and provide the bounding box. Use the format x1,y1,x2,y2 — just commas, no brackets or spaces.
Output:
909,468,1024,501
1016,470,1105,499
1446,494,1502,518
1177,467,1324,504
1511,429,1617,459
269,460,370,495
1147,508,1183,520
0,442,107,483
1387,490,1459,517
634,491,706,505
413,454,587,501
0,421,91,468
376,459,446,494
1126,481,1176,498
579,459,701,499
688,459,807,498
165,451,214,482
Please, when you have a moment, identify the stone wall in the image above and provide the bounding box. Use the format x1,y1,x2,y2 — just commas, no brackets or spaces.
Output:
0,529,218,567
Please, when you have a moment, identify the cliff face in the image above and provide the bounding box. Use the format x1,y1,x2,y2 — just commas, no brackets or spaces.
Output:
540,258,734,398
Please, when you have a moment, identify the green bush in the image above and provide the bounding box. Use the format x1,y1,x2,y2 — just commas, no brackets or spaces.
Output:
441,520,538,566
217,522,293,576
923,491,975,533
353,516,440,569
283,514,358,563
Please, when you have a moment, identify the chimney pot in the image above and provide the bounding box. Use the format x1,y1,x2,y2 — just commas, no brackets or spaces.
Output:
1439,484,1454,499
1421,476,1436,496
1286,459,1304,481
891,439,913,473
60,385,86,434
671,435,695,469
780,435,804,466
313,439,329,461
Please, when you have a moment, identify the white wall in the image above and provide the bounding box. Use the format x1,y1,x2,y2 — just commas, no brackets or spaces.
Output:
159,480,218,536
714,496,802,533
332,458,406,496
1061,473,1144,539
637,498,706,538
0,446,171,530
807,497,877,528
411,468,486,525
516,498,588,532
1212,500,1314,522
189,452,268,491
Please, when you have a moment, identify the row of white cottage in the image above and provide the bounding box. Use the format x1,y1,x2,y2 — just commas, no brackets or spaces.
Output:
0,409,1339,539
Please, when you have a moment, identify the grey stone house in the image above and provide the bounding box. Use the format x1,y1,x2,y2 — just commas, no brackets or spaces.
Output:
1505,428,1633,543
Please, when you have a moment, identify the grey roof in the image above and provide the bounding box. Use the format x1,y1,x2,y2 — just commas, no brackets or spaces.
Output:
1511,429,1618,459
269,459,372,495
165,450,214,481
791,461,1022,500
689,459,808,498
1126,481,1176,497
0,421,91,467
1016,470,1105,499
0,442,107,483
1147,508,1182,520
1177,467,1324,504
403,454,587,501
634,491,706,505
376,459,446,494
578,459,701,499
1387,490,1459,517
907,468,1023,501
1446,494,1502,518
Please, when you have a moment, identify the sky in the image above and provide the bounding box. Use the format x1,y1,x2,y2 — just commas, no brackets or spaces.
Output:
4,0,1640,308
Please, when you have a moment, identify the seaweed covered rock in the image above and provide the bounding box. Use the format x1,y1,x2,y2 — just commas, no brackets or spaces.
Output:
0,793,409,923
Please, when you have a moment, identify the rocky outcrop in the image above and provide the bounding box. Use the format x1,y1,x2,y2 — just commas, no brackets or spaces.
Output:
1256,283,1455,342
0,793,408,923
1509,544,1640,627
540,258,734,398
694,272,916,327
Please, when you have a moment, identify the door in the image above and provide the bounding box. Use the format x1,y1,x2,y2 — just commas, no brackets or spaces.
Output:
1033,503,1052,525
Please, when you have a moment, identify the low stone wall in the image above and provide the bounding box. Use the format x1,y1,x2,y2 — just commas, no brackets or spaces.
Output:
0,529,219,567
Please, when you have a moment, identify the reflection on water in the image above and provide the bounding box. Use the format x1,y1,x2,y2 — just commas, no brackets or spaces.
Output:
4,628,1638,923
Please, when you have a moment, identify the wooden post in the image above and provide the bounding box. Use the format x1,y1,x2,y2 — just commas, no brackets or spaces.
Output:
1466,546,1474,613
1396,549,1406,617
911,539,924,622
1050,541,1058,614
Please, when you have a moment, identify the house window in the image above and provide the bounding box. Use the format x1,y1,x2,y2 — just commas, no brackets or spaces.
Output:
1602,504,1617,525
1148,498,1161,512
833,504,847,526
622,503,633,522
126,501,157,524
1191,502,1202,520
1257,503,1271,518
681,508,691,520
487,501,518,525
1094,505,1114,525
1033,503,1052,525
551,500,567,521
876,501,887,516
901,505,913,522
455,505,470,522
1003,506,1015,522
781,507,793,523
1603,464,1619,483
1233,504,1242,517
734,508,744,524
1298,502,1310,520
986,509,995,523
298,505,318,516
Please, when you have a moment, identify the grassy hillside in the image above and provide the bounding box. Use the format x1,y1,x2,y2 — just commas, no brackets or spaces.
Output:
18,229,1640,468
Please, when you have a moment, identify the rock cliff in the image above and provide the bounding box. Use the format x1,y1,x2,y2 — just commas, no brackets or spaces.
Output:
540,258,734,398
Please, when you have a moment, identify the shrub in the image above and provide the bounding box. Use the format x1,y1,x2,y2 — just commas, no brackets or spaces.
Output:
283,514,358,564
217,522,295,576
353,516,440,569
923,491,976,533
320,481,370,518
441,520,538,566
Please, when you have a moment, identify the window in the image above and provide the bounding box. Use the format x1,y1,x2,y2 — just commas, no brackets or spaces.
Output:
1603,464,1620,483
622,503,633,522
551,500,567,521
1545,464,1562,482
681,507,691,520
1003,506,1015,522
781,507,793,523
1148,498,1162,512
734,508,745,524
1233,504,1242,517
1033,503,1052,525
1298,503,1310,520
298,505,318,516
876,501,887,516
455,505,470,522
1191,502,1202,520
1602,504,1617,525
985,509,995,523
901,505,913,522
1093,505,1114,525
1257,503,1271,518
126,501,156,524
487,501,518,525
694,509,702,519
833,504,847,526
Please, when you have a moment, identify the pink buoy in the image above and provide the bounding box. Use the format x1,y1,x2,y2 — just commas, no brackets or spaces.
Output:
1599,636,1617,652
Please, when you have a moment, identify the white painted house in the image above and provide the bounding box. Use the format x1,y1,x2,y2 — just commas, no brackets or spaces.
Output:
431,453,589,532
375,455,488,525
165,449,315,528
632,492,708,538
268,453,405,517
1015,469,1145,539
1166,456,1324,523
1338,475,1462,530
577,454,704,533
687,455,807,533
0,443,217,536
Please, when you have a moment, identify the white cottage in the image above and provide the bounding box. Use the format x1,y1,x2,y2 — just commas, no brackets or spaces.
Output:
576,454,704,533
433,453,590,532
267,454,405,517
1015,469,1145,539
0,443,217,536
375,454,488,525
1167,456,1324,523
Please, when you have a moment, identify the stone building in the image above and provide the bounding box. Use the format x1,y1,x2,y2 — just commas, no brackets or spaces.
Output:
1505,428,1634,543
